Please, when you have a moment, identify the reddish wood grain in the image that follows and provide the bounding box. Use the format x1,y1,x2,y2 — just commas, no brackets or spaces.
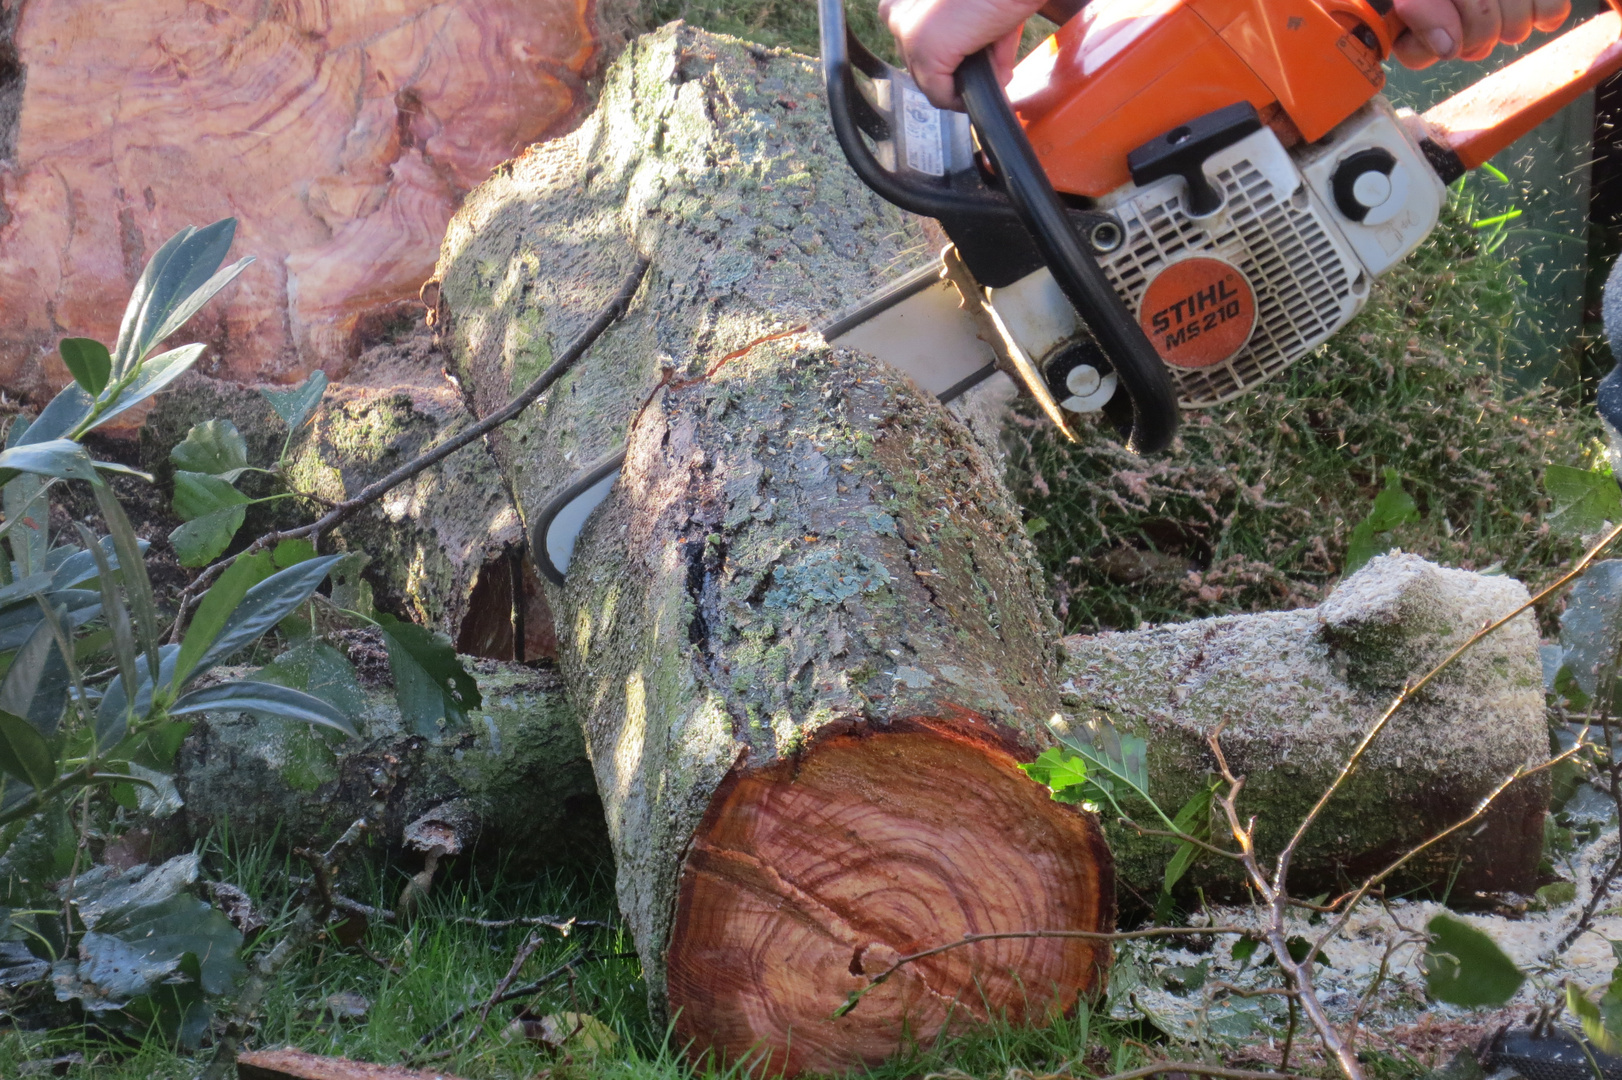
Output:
0,0,600,408
667,720,1114,1076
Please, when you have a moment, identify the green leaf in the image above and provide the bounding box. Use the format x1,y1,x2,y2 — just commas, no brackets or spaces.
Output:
174,552,274,687
169,680,357,737
1422,913,1523,1007
1546,464,1622,538
272,539,317,569
0,440,100,484
58,339,111,397
86,344,207,435
92,485,161,681
0,613,70,737
169,508,247,569
1019,747,1090,803
1231,935,1261,970
375,613,481,734
1561,561,1622,700
171,472,248,523
96,645,179,752
0,710,54,791
111,219,249,376
168,471,250,567
75,524,138,718
1164,779,1218,893
186,556,342,685
3,415,49,586
258,635,366,720
1056,715,1152,806
16,385,93,447
1568,982,1622,1055
1345,468,1421,575
260,371,328,434
169,421,249,482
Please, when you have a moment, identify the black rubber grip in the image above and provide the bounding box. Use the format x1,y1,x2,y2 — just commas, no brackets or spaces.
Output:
955,50,1179,454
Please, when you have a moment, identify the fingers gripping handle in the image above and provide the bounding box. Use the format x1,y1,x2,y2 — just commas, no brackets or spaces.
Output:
1416,1,1622,176
955,50,1180,455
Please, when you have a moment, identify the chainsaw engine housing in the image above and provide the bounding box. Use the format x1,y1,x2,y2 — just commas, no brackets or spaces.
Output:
1048,96,1446,407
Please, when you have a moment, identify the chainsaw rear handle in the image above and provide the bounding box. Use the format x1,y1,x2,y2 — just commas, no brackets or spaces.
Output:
954,50,1180,454
817,0,1180,454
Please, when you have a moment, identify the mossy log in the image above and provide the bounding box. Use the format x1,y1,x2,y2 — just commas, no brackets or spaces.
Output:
139,335,553,656
433,24,1113,1074
1064,552,1549,903
174,659,606,872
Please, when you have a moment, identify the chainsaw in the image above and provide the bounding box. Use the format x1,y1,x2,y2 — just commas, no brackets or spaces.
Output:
535,0,1622,584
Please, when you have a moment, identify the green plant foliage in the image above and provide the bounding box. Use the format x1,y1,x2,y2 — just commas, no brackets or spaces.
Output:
375,613,482,734
57,339,111,398
169,473,250,567
1556,560,1622,702
1019,747,1090,803
1163,779,1218,893
1545,463,1622,537
1421,912,1523,1007
1344,468,1421,574
169,420,250,483
261,371,329,440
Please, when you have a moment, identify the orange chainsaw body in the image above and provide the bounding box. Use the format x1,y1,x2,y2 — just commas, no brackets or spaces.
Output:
1007,0,1622,200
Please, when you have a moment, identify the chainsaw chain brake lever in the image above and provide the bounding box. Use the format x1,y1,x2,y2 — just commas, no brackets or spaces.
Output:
817,0,1179,453
954,50,1179,455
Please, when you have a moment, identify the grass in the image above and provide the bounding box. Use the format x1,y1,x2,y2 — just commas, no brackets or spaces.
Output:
0,833,1180,1080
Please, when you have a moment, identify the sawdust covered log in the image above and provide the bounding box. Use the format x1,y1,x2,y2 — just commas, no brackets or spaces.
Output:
432,24,1112,1074
0,0,625,410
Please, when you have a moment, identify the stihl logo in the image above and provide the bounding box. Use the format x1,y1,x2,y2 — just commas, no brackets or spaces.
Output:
1149,278,1243,339
1138,258,1257,369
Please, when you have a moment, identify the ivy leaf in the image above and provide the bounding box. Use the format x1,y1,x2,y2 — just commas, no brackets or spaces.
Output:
169,421,249,482
168,473,249,568
1056,715,1151,804
260,371,328,434
1019,747,1090,803
58,339,111,397
1422,913,1523,1007
1345,468,1421,575
1546,464,1622,538
375,613,481,735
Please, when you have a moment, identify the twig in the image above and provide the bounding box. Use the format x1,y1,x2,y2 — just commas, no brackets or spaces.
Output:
456,915,614,934
199,816,376,1080
1556,701,1622,955
460,930,550,1052
1280,997,1299,1071
167,254,651,642
415,949,638,1049
1084,1064,1314,1080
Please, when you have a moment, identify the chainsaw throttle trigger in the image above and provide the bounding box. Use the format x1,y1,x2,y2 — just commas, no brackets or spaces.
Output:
956,50,1180,454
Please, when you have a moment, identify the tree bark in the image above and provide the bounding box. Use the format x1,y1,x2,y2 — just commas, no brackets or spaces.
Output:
1064,552,1549,903
433,25,1113,1074
0,0,611,410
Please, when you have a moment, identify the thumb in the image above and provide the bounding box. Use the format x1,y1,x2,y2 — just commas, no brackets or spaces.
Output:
991,24,1025,85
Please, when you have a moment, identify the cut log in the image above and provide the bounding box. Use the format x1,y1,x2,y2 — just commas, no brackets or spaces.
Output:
433,25,1112,1074
0,0,613,410
1064,552,1549,903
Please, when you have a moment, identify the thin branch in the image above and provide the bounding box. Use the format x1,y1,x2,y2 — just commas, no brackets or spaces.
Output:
168,254,651,641
1085,1064,1315,1080
415,950,637,1049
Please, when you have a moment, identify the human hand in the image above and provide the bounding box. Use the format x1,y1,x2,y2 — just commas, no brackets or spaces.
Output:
1391,0,1571,67
880,0,1049,109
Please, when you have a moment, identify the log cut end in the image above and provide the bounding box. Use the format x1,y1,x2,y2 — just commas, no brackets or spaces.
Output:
667,720,1113,1075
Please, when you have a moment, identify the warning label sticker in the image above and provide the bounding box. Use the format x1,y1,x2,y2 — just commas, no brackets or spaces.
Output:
1139,257,1257,369
900,84,945,177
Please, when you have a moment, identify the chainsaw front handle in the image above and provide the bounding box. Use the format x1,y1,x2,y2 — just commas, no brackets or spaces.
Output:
955,50,1180,455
